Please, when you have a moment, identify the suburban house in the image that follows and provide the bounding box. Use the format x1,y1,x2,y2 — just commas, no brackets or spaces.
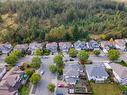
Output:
63,63,84,85
46,42,57,54
14,44,29,54
85,64,109,83
110,63,127,85
114,39,126,51
28,42,43,55
58,42,72,52
0,43,12,55
74,40,87,51
0,67,25,95
0,65,6,80
89,40,100,50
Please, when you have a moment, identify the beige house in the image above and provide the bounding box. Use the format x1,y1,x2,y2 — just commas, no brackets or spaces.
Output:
0,67,24,95
110,63,127,85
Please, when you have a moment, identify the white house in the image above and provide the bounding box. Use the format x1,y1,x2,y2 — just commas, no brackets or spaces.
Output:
85,64,109,83
110,63,127,85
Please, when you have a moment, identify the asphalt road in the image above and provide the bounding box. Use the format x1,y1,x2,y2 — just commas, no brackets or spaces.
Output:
16,55,33,66
35,55,56,95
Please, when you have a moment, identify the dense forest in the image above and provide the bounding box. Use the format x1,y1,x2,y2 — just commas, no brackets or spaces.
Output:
0,0,127,43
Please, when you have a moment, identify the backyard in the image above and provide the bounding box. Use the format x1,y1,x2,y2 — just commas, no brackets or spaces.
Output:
91,83,122,95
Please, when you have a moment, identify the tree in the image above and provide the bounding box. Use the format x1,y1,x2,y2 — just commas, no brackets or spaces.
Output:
109,38,114,44
20,63,29,70
57,68,63,75
49,65,57,73
12,50,22,57
43,49,50,55
5,55,18,66
94,50,100,56
99,34,106,40
46,25,66,41
72,25,80,41
0,15,3,22
77,50,89,64
48,83,55,92
25,69,34,76
0,0,127,43
5,50,23,66
34,48,42,56
30,57,42,69
38,31,45,40
0,50,2,55
30,73,41,85
54,54,63,67
68,48,77,58
125,43,127,49
108,49,120,61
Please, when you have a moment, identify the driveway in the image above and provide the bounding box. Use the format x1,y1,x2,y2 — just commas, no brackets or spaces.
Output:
0,55,6,64
35,55,57,95
89,54,110,64
16,55,33,66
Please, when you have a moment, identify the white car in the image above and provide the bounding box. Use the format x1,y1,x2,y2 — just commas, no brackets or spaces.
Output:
42,56,48,59
40,70,44,75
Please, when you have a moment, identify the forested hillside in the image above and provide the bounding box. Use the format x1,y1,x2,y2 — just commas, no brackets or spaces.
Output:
0,0,127,43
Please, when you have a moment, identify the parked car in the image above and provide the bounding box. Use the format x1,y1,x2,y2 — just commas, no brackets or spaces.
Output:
42,56,48,59
57,94,63,95
57,83,64,88
70,58,74,61
40,70,44,75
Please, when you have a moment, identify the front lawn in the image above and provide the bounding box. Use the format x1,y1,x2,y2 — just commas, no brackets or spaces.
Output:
91,83,122,95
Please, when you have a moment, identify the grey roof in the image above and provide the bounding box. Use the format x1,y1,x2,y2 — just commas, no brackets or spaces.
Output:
64,63,83,77
65,77,78,84
14,44,28,51
0,67,24,95
65,69,79,77
0,43,12,54
29,42,43,50
110,63,127,78
86,64,108,77
74,41,87,49
89,40,100,48
59,42,72,51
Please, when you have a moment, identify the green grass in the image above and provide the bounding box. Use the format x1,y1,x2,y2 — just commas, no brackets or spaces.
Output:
19,84,30,95
120,85,127,91
91,83,122,95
